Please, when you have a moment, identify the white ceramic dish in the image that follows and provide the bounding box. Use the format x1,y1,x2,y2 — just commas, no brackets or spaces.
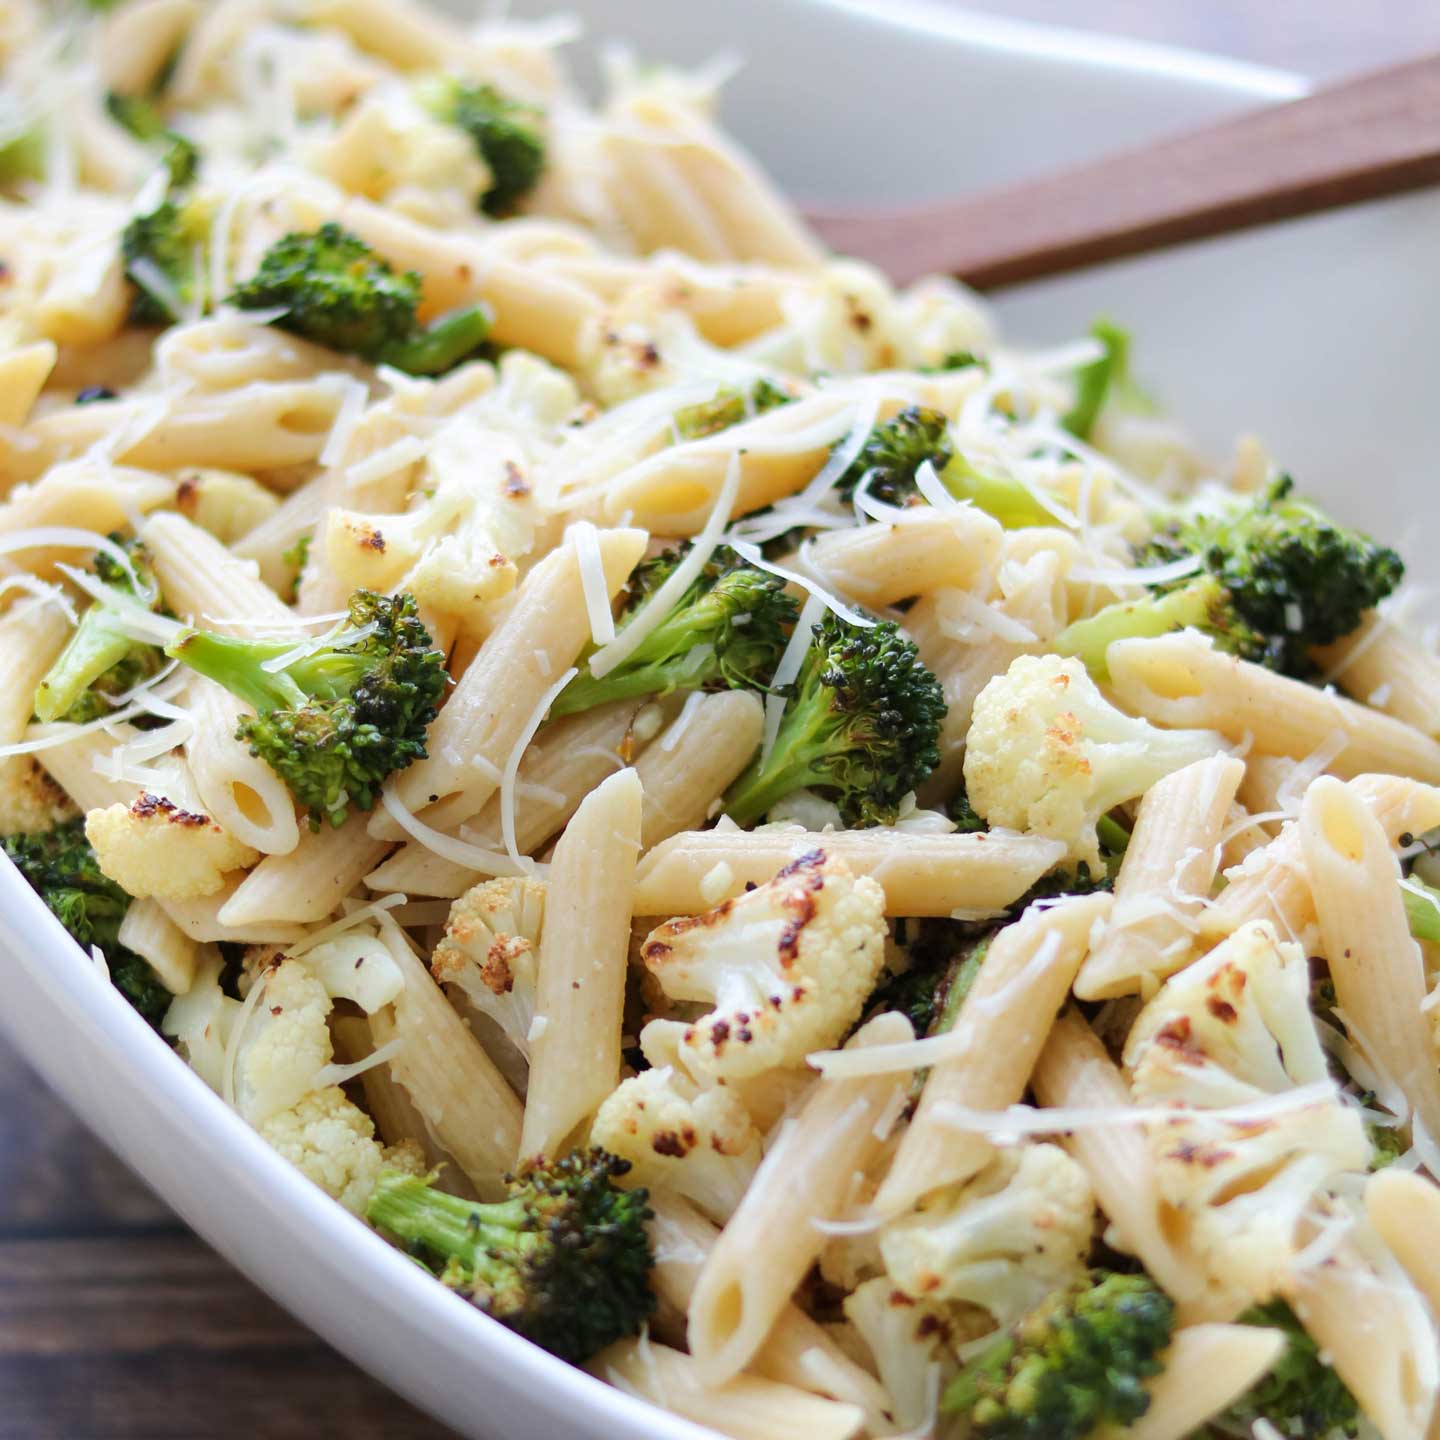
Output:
2,6,1433,1438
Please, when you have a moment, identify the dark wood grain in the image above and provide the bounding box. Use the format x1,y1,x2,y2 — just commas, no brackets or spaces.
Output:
804,50,1440,287
4,8,1433,1438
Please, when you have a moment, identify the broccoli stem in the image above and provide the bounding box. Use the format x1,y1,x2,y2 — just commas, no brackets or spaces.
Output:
164,630,315,713
367,1170,532,1270
1062,319,1132,440
0,126,45,185
33,613,144,723
1053,575,1225,680
1403,878,1440,944
722,690,836,827
376,304,493,376
940,453,1057,530
549,644,713,719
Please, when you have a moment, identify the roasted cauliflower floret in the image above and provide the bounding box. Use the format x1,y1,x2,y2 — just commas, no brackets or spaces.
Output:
0,757,76,836
1123,920,1369,1302
963,653,1224,868
85,791,259,900
590,1065,761,1225
880,1142,1094,1325
162,950,241,1092
174,467,281,543
232,956,335,1127
431,875,546,1059
640,849,887,1082
259,1087,424,1215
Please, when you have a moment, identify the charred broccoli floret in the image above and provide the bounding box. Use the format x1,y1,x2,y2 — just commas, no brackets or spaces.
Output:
33,538,166,724
942,1270,1175,1440
164,589,446,829
1057,476,1404,679
1200,1300,1359,1439
2,819,169,1028
229,223,492,375
835,405,952,504
418,78,545,216
723,610,945,827
365,1148,655,1363
671,379,793,442
549,544,797,719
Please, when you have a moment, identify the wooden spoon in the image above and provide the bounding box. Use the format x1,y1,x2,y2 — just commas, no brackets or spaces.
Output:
800,52,1440,289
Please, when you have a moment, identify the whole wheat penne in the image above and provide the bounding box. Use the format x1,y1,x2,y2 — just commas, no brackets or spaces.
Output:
115,897,201,995
1033,1009,1205,1302
1299,777,1440,1154
635,691,763,850
157,881,307,945
1126,1323,1287,1440
521,767,643,1160
218,821,392,926
803,505,1004,609
98,0,199,93
591,1338,863,1440
874,893,1111,1215
0,342,57,428
371,912,522,1197
632,825,1068,918
687,1012,911,1385
383,527,647,821
1107,631,1440,783
1318,613,1440,739
1075,755,1243,1000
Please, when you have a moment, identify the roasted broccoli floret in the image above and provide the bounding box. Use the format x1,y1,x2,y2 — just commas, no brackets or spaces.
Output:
1057,476,1404,680
722,610,945,827
164,589,446,828
941,1270,1175,1439
229,223,492,375
2,819,169,1028
418,78,545,216
868,925,988,1040
1200,1300,1359,1439
836,405,952,504
671,379,793,442
33,538,166,724
549,544,797,719
104,92,198,188
121,195,211,324
365,1148,655,1363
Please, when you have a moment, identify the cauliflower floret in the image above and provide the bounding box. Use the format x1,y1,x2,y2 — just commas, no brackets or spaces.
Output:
964,653,1225,868
174,468,281,544
163,951,242,1092
0,757,76,835
590,1066,761,1225
640,849,887,1082
85,792,259,900
259,1087,424,1215
232,956,335,1126
431,875,545,1059
879,1142,1094,1325
843,1277,979,1435
1124,920,1369,1303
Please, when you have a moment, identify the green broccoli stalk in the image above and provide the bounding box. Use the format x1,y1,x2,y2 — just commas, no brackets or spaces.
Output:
1056,476,1404,680
281,532,312,605
2,819,170,1028
836,405,952,504
229,223,492,375
104,92,198,188
418,78,546,216
548,544,798,720
0,126,46,187
1402,875,1440,944
723,610,945,827
163,589,446,829
939,452,1060,529
942,1270,1175,1439
121,195,212,325
1062,319,1146,441
1199,1299,1359,1438
33,539,167,724
671,379,794,443
365,1149,655,1363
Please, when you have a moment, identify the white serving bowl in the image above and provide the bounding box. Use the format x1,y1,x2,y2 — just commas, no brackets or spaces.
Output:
2,5,1433,1438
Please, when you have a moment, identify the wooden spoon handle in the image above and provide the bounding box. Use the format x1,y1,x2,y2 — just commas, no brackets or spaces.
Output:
801,52,1440,289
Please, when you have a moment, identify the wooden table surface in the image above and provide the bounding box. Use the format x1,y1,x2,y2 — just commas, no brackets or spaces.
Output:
8,6,1440,1438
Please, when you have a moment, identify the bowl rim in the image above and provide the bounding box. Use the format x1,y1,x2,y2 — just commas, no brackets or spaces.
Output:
0,7,1308,1437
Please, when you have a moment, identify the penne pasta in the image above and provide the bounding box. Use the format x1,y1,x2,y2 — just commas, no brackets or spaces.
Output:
632,825,1068,918
521,767,643,1160
115,896,201,995
217,820,392,926
1126,1323,1287,1440
1318,612,1440,739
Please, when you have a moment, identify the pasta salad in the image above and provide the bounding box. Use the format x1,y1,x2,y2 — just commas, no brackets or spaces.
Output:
4,1,1440,1437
